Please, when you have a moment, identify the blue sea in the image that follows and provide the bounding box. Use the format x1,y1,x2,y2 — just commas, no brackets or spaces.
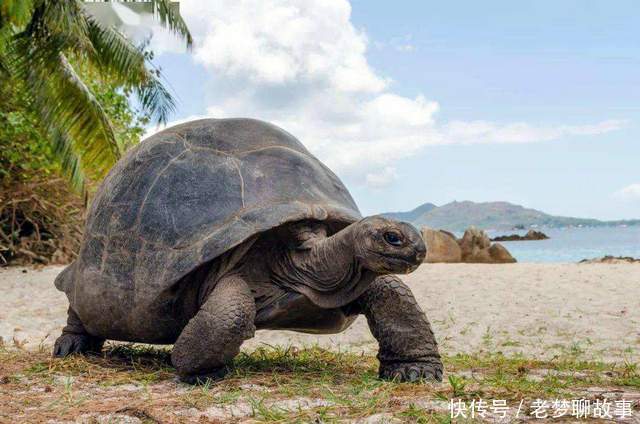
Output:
482,226,640,263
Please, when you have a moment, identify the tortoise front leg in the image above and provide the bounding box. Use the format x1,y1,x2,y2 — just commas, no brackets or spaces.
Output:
172,274,256,384
348,275,443,382
53,307,104,357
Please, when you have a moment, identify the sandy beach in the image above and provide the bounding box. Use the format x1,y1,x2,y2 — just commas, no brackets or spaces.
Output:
2,263,639,362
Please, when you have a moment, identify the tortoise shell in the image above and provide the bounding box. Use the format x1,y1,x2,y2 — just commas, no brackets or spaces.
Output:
55,118,361,340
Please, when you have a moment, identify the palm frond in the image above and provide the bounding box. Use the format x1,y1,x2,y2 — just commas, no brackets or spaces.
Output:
0,9,21,77
86,16,147,81
46,53,121,171
135,71,175,124
3,0,192,192
26,0,96,56
0,0,37,28
0,31,9,77
0,56,8,77
40,1,88,35
50,129,87,194
150,0,192,47
9,34,120,177
85,16,175,123
120,0,193,48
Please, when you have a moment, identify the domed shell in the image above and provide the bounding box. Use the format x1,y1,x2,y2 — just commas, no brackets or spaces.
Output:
56,119,361,336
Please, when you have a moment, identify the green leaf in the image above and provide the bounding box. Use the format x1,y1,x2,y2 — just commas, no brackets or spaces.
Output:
0,0,36,29
50,129,88,193
118,0,193,48
9,33,121,178
1,0,192,192
85,16,175,123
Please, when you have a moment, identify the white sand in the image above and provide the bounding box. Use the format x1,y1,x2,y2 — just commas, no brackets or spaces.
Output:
1,263,639,362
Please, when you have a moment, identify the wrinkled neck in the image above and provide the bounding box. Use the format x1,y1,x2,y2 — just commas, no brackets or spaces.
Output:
301,225,358,284
272,223,376,308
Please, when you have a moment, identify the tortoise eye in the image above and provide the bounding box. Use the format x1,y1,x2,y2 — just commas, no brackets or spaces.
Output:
383,231,403,246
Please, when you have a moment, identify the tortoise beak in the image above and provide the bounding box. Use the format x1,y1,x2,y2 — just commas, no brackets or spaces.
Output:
415,242,427,263
401,222,426,265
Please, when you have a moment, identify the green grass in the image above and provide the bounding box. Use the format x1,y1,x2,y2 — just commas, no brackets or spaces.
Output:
0,343,638,422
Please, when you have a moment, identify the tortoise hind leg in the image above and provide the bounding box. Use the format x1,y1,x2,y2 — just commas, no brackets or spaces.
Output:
171,274,256,384
53,307,105,357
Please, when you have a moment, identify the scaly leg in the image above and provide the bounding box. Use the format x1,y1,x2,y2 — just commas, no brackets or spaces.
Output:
53,307,104,357
171,274,256,384
349,275,443,382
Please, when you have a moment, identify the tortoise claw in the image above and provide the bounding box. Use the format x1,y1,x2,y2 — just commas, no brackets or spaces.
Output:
379,360,443,383
178,367,229,385
53,333,104,357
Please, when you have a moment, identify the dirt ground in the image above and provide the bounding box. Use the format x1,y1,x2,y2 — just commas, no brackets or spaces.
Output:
1,263,639,422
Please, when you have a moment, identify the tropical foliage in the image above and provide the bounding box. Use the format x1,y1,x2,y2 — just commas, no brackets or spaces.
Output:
0,52,157,265
0,1,192,265
0,0,192,191
0,59,150,185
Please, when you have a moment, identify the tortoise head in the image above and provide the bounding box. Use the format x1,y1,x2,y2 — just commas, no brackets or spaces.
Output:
352,216,426,274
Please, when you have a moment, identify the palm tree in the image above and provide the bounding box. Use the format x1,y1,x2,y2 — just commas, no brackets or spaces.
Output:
0,0,192,192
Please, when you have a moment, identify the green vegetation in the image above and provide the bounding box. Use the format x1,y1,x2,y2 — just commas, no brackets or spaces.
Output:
0,1,193,265
0,52,151,265
0,62,148,184
0,0,191,190
1,344,638,422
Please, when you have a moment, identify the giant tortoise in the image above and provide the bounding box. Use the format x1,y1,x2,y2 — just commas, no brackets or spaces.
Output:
54,118,443,383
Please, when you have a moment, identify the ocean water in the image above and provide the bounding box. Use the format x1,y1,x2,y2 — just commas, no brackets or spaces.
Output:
483,226,640,263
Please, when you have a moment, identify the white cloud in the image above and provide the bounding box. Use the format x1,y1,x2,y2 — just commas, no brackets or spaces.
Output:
395,44,415,52
390,35,415,52
140,0,625,188
614,184,640,201
365,166,398,189
188,0,386,92
444,119,627,145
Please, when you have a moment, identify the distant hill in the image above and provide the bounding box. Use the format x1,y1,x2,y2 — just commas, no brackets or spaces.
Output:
383,202,437,223
383,201,640,232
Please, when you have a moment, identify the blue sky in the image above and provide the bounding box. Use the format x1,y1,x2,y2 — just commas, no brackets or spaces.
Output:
127,0,639,220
